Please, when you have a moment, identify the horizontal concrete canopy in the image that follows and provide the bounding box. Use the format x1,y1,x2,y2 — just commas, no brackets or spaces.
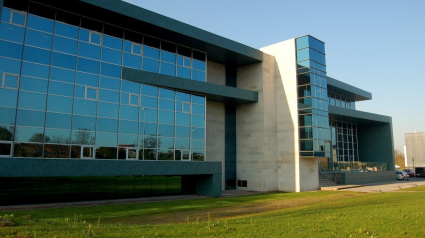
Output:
65,0,262,67
328,106,392,125
327,77,372,101
122,67,258,104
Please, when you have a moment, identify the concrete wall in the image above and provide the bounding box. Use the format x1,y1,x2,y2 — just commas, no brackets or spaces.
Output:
341,171,395,185
358,122,395,171
405,133,425,167
206,100,226,190
207,61,226,85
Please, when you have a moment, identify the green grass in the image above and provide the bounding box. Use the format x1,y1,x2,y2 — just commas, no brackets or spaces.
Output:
1,186,425,237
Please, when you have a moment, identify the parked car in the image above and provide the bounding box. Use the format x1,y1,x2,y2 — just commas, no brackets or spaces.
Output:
396,170,409,181
403,169,415,177
416,167,425,178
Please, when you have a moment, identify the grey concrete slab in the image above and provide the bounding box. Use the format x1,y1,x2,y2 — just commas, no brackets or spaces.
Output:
341,177,425,193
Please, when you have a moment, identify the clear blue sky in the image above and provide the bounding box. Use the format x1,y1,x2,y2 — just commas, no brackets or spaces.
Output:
123,0,425,152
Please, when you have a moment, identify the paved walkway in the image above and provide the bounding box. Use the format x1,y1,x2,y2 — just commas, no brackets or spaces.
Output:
341,177,425,193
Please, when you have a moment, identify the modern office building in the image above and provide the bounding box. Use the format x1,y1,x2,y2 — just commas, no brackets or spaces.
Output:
0,0,395,197
405,132,425,168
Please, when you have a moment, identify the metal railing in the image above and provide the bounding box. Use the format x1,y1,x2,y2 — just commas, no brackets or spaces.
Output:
319,161,387,172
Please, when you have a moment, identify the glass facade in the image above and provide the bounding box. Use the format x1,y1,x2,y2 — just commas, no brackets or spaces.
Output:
330,120,359,162
296,36,330,157
328,90,356,110
0,4,206,161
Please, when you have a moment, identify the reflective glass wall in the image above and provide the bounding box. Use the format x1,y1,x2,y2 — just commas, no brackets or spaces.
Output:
296,36,331,157
328,90,356,110
0,3,206,161
330,120,359,162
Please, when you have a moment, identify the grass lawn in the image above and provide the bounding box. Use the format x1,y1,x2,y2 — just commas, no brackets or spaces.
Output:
1,186,425,237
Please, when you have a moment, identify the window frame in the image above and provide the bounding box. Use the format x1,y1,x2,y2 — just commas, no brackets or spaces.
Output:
129,93,140,106
89,31,102,45
85,86,98,100
132,42,142,55
183,56,191,68
0,141,13,158
1,73,20,89
10,9,27,27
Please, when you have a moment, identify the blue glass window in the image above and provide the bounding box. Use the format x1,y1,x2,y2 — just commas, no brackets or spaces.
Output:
0,40,23,60
86,87,98,100
0,58,21,74
55,22,79,39
133,44,142,55
44,129,71,144
77,58,99,74
192,115,205,128
141,84,158,97
192,104,205,115
192,95,205,105
16,110,45,127
21,62,49,79
79,29,90,42
159,88,174,99
49,81,74,97
14,127,44,142
159,137,174,149
160,62,175,76
192,128,204,139
76,72,98,87
51,52,77,70
297,48,309,62
25,29,52,49
123,53,141,69
0,107,16,125
140,108,157,122
296,36,309,50
161,50,175,63
50,67,75,83
192,60,206,71
176,92,190,102
53,36,78,55
141,96,157,109
192,70,205,82
119,120,138,134
143,46,159,59
130,95,139,106
0,23,25,44
1,8,11,23
100,62,121,78
159,110,174,124
122,80,140,94
120,105,139,121
98,102,119,119
119,134,137,146
175,138,189,150
45,113,72,129
19,77,47,93
0,88,18,108
123,41,132,53
121,92,129,105
99,89,119,103
47,95,73,114
71,130,95,145
176,126,190,138
3,74,19,89
73,116,96,131
143,123,157,136
100,76,120,90
97,118,118,133
90,32,101,45
159,99,174,111
96,133,117,146
142,58,159,73
11,11,26,26
102,48,122,65
158,124,174,137
176,113,190,126
73,99,97,116
177,66,190,79
23,46,51,65
192,140,205,151
18,91,47,111
27,15,54,33
78,42,100,60
103,35,122,50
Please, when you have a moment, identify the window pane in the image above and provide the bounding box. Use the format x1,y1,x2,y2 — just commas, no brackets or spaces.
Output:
47,95,73,113
71,130,95,145
192,140,205,151
130,95,139,106
97,118,118,133
192,151,204,161
160,62,175,76
98,102,119,119
140,108,157,122
103,35,122,50
119,120,138,134
14,143,43,157
74,99,97,116
96,133,117,147
23,46,51,65
77,58,100,74
53,36,78,55
27,14,54,33
159,110,174,124
25,29,52,49
192,95,205,105
1,8,11,22
86,88,97,100
143,46,159,59
50,67,75,83
55,22,79,39
142,57,159,73
159,99,174,111
192,70,206,82
100,76,120,90
192,104,204,115
192,128,204,139
177,66,190,79
100,62,121,78
0,58,21,75
192,115,205,128
16,110,45,127
141,84,158,97
175,138,189,150
158,124,174,137
44,129,71,144
192,60,206,71
121,92,129,105
121,80,140,94
158,137,174,149
90,32,101,45
159,88,174,99
51,52,77,70
120,105,139,121
4,75,19,89
176,126,190,138
0,107,16,125
76,72,98,87
102,48,122,65
142,123,157,136
99,89,119,103
78,42,100,60
14,127,45,142
18,91,46,111
176,113,190,126
141,96,157,109
161,50,175,64
118,134,137,146
49,81,74,97
11,12,26,26
44,144,70,158
0,23,25,44
73,115,96,131
176,92,190,102
0,88,18,108
123,53,141,69
0,40,23,60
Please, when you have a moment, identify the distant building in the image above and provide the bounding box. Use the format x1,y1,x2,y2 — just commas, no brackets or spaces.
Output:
0,0,395,197
405,133,425,168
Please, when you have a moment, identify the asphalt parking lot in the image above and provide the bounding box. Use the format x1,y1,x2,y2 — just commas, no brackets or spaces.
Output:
343,177,425,193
